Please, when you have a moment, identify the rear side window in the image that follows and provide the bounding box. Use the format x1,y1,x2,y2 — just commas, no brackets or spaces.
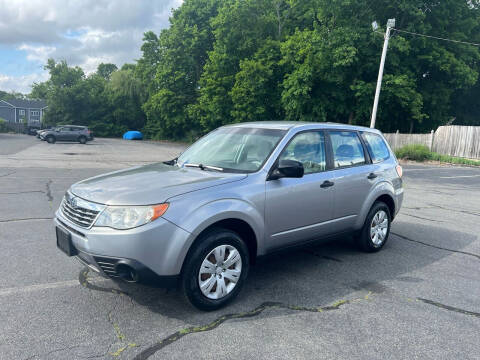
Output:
362,132,390,163
329,131,366,168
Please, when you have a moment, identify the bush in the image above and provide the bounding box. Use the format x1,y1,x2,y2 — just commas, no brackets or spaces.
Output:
430,152,480,166
395,144,431,161
395,144,480,166
0,118,9,133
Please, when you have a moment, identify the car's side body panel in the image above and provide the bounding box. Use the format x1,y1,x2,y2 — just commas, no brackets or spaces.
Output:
163,174,267,256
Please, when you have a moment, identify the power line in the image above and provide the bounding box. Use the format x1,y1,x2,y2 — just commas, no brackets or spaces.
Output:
393,28,480,47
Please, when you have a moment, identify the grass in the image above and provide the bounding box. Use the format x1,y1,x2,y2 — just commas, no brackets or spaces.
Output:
395,144,480,166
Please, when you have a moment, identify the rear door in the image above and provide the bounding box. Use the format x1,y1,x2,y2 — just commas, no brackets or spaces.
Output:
326,130,376,231
265,130,335,250
70,126,82,141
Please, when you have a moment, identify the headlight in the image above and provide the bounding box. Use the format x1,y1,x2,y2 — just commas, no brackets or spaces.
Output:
94,203,169,230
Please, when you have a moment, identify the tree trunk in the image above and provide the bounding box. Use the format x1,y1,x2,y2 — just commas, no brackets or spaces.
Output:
409,119,414,134
348,111,354,124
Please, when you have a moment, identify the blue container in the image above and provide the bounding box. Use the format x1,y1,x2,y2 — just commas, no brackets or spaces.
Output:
123,131,143,140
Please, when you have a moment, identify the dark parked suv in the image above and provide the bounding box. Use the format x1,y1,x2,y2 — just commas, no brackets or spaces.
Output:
41,125,93,144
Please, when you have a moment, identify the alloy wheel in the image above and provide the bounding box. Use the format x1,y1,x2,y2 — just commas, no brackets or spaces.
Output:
370,210,388,246
198,244,242,300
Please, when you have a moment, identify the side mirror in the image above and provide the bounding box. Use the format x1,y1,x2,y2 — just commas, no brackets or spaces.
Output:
268,159,304,180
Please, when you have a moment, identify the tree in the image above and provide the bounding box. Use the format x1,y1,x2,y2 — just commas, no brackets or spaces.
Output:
140,0,221,139
97,63,118,80
23,0,480,140
230,40,284,122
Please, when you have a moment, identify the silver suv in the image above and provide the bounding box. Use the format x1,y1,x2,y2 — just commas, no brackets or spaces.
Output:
41,125,93,144
55,122,403,310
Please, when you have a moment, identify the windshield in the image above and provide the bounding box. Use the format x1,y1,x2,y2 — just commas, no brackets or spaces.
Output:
177,127,286,173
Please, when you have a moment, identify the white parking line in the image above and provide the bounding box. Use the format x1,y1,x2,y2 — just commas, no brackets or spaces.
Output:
0,278,107,297
404,167,475,171
439,174,480,179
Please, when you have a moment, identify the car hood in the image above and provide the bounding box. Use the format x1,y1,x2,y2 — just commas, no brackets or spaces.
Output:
70,162,247,205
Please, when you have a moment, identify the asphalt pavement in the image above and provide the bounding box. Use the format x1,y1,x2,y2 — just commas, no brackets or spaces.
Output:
0,134,479,359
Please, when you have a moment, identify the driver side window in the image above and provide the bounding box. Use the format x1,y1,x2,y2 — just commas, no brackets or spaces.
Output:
279,131,326,174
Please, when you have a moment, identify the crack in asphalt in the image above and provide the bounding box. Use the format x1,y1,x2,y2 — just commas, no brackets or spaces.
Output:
392,232,480,260
133,295,372,360
0,217,53,223
78,265,480,359
417,298,480,318
79,268,371,359
79,269,138,358
0,171,16,178
79,269,129,296
401,213,442,222
303,250,343,262
426,203,480,217
0,190,45,195
107,306,139,357
23,345,82,360
46,179,53,202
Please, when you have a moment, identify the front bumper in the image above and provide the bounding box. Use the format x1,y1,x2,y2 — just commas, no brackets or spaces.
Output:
74,249,178,287
55,209,193,283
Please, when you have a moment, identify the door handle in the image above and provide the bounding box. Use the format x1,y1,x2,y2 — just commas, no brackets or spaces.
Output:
367,173,377,180
320,180,334,188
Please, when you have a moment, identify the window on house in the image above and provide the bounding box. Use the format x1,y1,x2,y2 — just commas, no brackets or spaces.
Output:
19,109,25,115
30,110,40,116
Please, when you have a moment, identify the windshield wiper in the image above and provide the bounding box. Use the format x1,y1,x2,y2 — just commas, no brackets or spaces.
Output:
184,163,224,172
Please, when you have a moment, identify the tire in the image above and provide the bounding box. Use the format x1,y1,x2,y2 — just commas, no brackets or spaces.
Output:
46,135,56,144
356,201,391,253
78,136,87,144
181,228,249,311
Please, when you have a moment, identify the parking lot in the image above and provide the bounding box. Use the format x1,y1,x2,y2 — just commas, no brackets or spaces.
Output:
0,133,479,359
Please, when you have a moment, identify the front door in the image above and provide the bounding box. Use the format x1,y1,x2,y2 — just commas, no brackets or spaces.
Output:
265,131,335,250
56,127,69,141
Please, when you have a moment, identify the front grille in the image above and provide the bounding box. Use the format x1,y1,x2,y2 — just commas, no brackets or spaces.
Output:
93,256,119,277
61,193,104,228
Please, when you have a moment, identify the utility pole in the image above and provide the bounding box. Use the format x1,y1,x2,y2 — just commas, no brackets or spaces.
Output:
370,18,395,129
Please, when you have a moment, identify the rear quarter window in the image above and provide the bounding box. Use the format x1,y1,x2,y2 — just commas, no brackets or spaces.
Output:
362,132,390,163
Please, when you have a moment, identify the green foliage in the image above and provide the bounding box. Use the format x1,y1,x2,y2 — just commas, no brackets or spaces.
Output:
97,63,118,80
395,144,480,166
0,118,9,133
34,59,146,138
0,90,26,101
395,144,432,161
429,152,480,166
27,0,480,139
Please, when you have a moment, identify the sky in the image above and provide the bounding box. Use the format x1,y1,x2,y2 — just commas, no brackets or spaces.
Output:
0,0,182,94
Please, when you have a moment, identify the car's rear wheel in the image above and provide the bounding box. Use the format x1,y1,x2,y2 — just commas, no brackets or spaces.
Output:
46,135,56,144
356,201,391,252
181,228,249,311
78,136,87,144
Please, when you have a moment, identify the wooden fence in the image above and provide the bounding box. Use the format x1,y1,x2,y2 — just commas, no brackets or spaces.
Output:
383,131,433,151
433,126,480,159
384,125,480,159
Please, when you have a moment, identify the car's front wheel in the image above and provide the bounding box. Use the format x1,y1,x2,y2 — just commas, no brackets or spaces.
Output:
356,201,391,252
181,228,249,311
